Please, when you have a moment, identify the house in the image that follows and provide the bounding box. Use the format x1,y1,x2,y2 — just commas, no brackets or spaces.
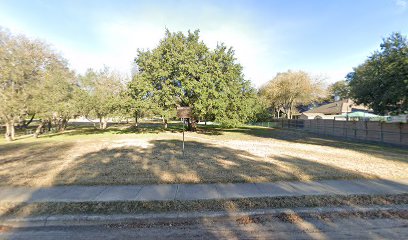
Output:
300,99,371,119
299,113,326,120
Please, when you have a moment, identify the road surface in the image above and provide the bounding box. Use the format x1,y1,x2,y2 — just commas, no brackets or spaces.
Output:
2,212,408,239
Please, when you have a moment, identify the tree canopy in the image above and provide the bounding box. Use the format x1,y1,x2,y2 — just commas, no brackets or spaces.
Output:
9,25,400,141
259,70,324,119
133,29,257,129
77,68,124,129
1,27,261,141
327,80,350,101
348,32,408,115
0,27,76,140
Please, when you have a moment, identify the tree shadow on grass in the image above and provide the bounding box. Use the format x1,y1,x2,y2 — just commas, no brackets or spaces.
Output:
39,123,185,139
0,141,75,186
0,136,379,187
216,126,408,164
195,127,224,136
224,126,404,149
52,139,374,186
0,139,406,240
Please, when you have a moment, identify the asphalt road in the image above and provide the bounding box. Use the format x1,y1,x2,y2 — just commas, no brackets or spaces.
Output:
2,215,408,239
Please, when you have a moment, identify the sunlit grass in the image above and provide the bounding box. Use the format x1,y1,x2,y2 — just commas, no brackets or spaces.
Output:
1,123,407,187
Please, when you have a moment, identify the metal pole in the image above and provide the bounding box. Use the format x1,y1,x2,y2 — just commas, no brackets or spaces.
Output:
182,119,185,158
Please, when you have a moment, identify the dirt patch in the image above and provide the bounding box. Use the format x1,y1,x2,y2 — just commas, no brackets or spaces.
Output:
0,225,12,233
276,213,303,223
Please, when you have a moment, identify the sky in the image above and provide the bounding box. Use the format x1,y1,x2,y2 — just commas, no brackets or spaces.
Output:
0,0,407,88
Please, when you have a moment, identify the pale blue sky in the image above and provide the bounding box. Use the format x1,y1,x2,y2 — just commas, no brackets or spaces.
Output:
0,0,407,87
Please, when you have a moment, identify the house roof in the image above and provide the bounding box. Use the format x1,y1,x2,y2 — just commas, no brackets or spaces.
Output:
305,99,369,115
300,113,324,116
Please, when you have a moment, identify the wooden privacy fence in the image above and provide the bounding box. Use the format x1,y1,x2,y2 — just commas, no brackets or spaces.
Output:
249,119,408,147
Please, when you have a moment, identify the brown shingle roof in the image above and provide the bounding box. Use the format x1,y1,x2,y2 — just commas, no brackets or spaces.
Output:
305,99,369,115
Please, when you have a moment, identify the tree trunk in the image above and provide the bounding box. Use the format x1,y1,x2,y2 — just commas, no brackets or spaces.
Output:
187,118,197,132
187,119,191,131
47,119,52,131
205,121,207,126
102,117,108,129
163,119,168,129
285,107,291,119
288,101,295,119
134,112,138,127
99,117,103,129
60,118,67,131
4,120,14,141
192,119,197,131
34,120,45,138
57,119,62,131
11,121,15,139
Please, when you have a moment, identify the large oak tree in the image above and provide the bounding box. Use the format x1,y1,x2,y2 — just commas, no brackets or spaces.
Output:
259,70,324,119
348,32,408,115
133,29,257,130
0,27,74,140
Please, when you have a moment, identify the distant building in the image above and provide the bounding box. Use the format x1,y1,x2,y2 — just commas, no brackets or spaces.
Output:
299,113,327,120
300,99,371,120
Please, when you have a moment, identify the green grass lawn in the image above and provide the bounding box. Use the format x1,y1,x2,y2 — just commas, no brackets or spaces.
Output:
1,122,407,187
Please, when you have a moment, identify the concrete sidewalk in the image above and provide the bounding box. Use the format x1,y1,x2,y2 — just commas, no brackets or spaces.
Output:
1,178,407,203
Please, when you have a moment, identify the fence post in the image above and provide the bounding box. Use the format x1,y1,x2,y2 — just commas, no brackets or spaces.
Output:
354,122,357,138
400,123,403,144
380,121,384,143
365,121,368,141
343,121,347,137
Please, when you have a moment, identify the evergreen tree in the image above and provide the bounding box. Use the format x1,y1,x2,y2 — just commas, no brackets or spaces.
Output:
348,32,408,114
134,29,257,130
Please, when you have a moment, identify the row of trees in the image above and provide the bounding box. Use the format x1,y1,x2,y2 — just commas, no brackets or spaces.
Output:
2,26,406,141
258,32,407,119
1,28,259,141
